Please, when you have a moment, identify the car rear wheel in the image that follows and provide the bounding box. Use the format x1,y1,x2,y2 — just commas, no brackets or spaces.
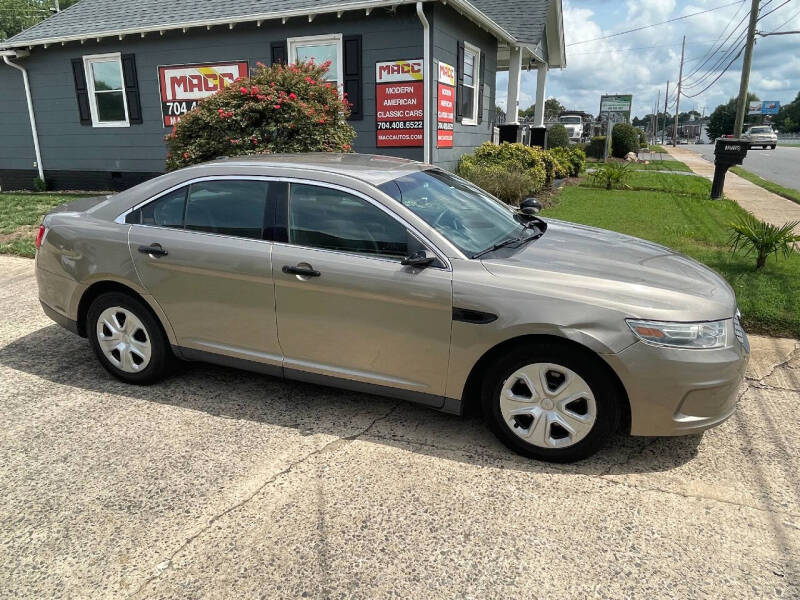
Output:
87,292,172,384
481,342,621,462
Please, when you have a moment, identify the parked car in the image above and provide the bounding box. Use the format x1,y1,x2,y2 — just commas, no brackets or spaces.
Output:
35,154,750,462
744,126,777,149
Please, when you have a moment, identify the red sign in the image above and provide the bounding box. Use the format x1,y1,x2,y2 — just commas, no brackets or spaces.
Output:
158,61,248,127
437,83,455,148
375,59,424,148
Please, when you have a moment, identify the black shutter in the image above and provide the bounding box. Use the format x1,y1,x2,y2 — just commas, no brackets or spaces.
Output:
477,51,485,124
342,34,363,120
121,54,142,124
71,58,92,125
455,41,464,122
271,40,288,65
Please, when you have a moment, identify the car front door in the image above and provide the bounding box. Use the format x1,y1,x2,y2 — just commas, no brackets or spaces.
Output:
272,182,453,403
127,178,282,368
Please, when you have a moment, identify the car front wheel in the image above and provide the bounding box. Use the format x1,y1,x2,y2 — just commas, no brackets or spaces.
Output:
87,292,172,384
481,342,621,462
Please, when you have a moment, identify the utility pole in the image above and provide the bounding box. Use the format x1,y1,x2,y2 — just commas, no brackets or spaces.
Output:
654,90,660,144
662,80,669,144
734,0,760,137
672,35,685,146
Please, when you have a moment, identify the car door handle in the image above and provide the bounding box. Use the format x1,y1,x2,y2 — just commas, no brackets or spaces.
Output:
138,243,168,257
282,265,320,277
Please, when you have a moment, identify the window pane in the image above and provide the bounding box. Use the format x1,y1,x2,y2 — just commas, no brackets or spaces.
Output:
463,51,475,86
460,87,475,121
141,187,187,228
289,184,408,258
95,91,126,122
91,60,122,91
294,43,338,82
186,180,268,239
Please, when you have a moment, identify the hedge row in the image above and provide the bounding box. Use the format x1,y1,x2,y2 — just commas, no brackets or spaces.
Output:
456,142,586,205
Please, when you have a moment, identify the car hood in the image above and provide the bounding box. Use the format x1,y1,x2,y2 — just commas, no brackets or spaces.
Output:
480,219,737,321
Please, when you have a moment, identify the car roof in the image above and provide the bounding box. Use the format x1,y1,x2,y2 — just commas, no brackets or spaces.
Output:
202,152,429,186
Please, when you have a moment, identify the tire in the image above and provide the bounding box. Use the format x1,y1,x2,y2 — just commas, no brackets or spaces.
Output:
772,145,777,149
87,292,172,384
481,342,621,463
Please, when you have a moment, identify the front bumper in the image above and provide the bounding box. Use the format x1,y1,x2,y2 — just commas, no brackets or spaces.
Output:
603,322,749,436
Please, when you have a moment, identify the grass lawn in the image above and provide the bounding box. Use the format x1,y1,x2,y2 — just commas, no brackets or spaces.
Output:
730,166,800,205
583,170,710,197
648,144,668,153
0,193,94,258
626,159,692,172
542,175,800,338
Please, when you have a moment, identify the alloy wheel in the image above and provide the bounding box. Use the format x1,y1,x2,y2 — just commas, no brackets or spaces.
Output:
499,362,597,448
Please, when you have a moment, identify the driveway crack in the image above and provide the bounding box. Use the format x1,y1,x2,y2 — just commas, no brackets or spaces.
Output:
127,401,401,598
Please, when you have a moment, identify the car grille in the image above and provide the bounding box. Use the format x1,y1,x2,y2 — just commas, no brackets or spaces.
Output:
734,312,749,353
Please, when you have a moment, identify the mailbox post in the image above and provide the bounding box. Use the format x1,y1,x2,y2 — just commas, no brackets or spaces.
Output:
711,138,749,199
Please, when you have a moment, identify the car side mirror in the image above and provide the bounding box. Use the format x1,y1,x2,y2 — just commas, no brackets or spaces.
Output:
520,198,542,214
401,250,435,268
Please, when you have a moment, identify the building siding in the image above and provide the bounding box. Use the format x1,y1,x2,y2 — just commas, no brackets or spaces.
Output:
1,4,496,190
430,3,496,172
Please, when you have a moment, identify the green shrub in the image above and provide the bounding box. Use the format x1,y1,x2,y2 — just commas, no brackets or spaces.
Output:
729,213,800,270
550,146,585,177
611,123,640,158
457,165,544,205
589,162,632,190
638,129,647,149
546,124,570,149
165,61,355,170
457,142,548,204
586,136,606,159
32,177,46,192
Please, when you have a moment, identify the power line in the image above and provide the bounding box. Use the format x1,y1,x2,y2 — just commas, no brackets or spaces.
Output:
763,4,800,31
566,0,745,46
682,0,749,79
682,44,745,98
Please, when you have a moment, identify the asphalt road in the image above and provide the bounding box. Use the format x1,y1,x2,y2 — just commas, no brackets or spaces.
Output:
693,143,800,191
1,255,799,598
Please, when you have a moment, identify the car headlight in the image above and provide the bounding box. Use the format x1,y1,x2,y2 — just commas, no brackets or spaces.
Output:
626,319,727,349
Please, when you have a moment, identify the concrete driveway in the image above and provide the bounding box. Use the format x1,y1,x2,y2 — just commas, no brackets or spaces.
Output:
1,255,798,598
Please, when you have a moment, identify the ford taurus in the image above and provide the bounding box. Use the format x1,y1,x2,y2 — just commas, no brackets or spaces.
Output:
35,153,750,462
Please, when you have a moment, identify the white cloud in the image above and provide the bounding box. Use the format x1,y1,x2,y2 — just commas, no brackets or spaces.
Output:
496,0,800,119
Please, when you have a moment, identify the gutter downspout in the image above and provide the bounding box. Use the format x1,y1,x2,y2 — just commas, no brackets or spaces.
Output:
3,54,45,184
416,1,430,164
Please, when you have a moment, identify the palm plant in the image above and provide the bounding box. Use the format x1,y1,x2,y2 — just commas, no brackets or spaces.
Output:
589,162,631,190
728,213,800,270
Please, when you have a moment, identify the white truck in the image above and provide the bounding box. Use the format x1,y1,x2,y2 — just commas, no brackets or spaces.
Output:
558,114,585,144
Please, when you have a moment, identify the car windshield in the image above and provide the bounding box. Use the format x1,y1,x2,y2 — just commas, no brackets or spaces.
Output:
378,169,537,257
749,127,772,134
560,116,581,124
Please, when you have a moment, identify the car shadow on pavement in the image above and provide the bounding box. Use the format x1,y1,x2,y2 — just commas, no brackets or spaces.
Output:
0,324,703,476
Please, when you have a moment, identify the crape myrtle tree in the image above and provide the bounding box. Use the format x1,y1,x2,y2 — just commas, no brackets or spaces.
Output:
165,60,355,170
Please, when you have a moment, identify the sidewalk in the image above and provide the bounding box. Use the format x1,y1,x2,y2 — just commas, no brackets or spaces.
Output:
665,145,800,230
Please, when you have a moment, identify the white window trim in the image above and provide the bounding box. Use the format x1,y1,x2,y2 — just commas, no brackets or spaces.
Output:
462,42,480,126
287,33,344,93
83,52,130,128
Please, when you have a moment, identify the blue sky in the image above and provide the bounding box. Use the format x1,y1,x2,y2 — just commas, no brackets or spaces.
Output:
496,0,800,119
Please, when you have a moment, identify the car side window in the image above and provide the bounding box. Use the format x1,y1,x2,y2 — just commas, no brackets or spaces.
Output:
288,184,409,258
131,187,187,228
186,180,269,240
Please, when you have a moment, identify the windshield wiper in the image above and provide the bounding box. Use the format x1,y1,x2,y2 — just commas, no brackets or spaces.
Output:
471,237,522,259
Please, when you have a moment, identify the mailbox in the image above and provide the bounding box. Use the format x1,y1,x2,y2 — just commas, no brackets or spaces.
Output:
711,138,749,199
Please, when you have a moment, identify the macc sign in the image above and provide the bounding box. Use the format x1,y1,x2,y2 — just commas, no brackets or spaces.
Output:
158,61,249,127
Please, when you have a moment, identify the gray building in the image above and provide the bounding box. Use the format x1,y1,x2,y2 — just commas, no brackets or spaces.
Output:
0,0,564,191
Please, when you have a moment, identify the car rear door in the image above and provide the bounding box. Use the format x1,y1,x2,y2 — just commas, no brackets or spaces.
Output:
271,181,453,403
127,177,283,368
